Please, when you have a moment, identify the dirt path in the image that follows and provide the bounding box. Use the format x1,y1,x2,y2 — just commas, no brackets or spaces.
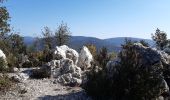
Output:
0,71,91,100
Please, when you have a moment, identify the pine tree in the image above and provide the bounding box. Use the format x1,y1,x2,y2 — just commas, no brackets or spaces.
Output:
55,22,71,46
0,0,10,38
152,28,167,50
42,26,53,49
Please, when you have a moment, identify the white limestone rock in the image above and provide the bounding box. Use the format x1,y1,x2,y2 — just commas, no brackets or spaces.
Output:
0,49,7,68
12,67,19,72
60,59,75,74
48,59,82,86
0,49,6,59
48,60,60,69
12,73,29,82
56,73,82,86
54,45,79,65
78,46,93,70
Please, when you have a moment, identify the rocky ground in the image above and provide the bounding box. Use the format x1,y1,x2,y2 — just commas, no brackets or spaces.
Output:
0,69,91,100
0,45,94,100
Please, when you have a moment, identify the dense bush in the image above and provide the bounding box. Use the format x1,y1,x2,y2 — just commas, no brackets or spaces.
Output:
82,47,113,99
6,53,18,68
27,52,44,67
111,43,163,100
22,51,52,68
22,61,33,68
83,62,113,99
83,41,164,100
0,74,14,93
30,66,51,79
96,47,111,68
86,44,97,58
0,57,7,72
108,51,117,60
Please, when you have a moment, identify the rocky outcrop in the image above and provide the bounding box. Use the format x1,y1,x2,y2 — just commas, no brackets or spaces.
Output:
40,45,94,86
106,43,170,97
12,73,29,82
47,45,83,86
56,73,82,86
53,45,79,65
106,58,120,78
78,46,93,70
48,58,82,86
107,42,167,72
156,50,170,66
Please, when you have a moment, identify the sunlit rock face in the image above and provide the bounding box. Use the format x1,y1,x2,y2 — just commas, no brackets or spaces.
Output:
41,45,93,86
78,46,93,70
0,49,6,60
0,49,8,68
53,45,79,65
48,58,82,85
47,45,82,86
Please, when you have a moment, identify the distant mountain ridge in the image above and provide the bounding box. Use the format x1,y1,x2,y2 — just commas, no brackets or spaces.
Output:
104,37,155,46
23,36,154,52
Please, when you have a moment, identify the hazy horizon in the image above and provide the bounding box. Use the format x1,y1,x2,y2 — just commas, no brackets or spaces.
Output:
4,0,170,39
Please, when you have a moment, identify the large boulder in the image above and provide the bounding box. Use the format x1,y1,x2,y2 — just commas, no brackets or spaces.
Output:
78,46,93,70
53,45,79,65
106,43,169,77
106,43,170,96
49,45,94,86
48,58,82,86
106,58,121,78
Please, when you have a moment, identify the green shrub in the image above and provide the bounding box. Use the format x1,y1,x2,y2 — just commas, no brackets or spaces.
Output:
110,42,163,100
28,51,52,66
0,74,14,93
83,41,164,100
96,47,111,68
82,47,113,99
86,44,97,58
108,52,117,60
22,61,33,68
83,62,113,99
30,67,51,79
6,53,18,70
30,58,41,67
0,57,7,72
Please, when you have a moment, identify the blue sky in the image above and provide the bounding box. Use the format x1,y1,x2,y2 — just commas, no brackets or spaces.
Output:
3,0,170,39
